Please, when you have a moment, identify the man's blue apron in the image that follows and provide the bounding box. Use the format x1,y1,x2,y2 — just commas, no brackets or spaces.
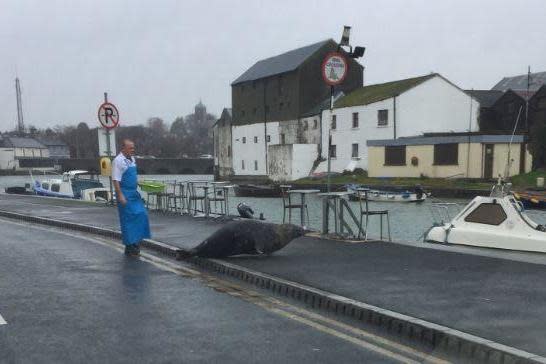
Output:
117,164,151,245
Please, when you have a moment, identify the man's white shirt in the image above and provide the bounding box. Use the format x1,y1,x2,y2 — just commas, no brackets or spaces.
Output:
112,153,136,182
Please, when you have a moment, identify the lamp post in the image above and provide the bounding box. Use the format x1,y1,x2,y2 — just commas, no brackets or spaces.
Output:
324,26,365,192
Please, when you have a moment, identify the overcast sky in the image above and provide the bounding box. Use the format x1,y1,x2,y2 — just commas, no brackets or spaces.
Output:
1,0,545,132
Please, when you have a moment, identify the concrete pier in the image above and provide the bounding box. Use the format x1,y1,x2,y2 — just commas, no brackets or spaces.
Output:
2,193,546,361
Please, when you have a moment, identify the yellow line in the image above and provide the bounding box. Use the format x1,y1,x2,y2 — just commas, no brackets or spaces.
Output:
1,218,448,363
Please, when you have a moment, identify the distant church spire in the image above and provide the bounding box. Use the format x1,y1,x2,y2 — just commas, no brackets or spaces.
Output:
195,99,206,121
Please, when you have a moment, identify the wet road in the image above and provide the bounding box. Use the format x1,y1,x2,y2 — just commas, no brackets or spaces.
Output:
0,218,422,363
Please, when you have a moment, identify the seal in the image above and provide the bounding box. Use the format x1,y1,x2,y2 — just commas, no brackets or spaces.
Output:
177,220,304,259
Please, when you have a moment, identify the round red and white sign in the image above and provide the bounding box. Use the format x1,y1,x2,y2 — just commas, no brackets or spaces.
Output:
322,52,348,86
97,102,120,129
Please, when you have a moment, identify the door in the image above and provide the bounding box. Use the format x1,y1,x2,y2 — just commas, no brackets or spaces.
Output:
484,144,494,179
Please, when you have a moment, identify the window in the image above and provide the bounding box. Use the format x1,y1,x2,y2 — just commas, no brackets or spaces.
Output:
313,119,318,129
42,182,50,190
253,107,257,115
352,143,359,158
279,102,284,110
254,160,258,170
434,143,459,165
331,115,337,129
227,145,231,157
329,145,337,158
266,135,271,142
254,136,258,143
352,113,359,128
304,120,308,130
241,110,245,117
385,146,406,166
465,203,507,225
241,160,245,170
242,137,246,144
51,183,60,192
378,110,388,126
281,134,286,144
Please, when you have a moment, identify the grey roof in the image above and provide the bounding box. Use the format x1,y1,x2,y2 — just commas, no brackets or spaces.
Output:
367,134,524,147
232,39,332,85
0,137,47,149
492,71,546,92
35,137,68,147
465,90,504,108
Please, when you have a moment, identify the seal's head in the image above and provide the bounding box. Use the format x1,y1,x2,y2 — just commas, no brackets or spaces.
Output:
256,223,305,254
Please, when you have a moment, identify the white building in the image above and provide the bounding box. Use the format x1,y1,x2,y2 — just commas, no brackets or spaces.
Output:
316,73,480,173
0,136,52,171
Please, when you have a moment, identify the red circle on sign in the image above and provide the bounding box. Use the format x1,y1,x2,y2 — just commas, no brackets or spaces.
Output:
322,52,348,86
97,102,120,130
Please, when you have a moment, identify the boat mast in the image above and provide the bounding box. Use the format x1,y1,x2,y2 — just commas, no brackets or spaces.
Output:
504,106,523,180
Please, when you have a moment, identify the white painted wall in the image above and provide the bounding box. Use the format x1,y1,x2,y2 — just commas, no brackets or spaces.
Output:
396,76,479,137
268,144,317,181
0,149,15,170
319,75,480,173
232,121,279,175
319,98,394,173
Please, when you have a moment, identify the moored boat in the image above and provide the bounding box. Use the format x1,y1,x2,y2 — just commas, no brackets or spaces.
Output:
32,170,112,202
233,184,282,198
424,181,546,252
346,184,428,202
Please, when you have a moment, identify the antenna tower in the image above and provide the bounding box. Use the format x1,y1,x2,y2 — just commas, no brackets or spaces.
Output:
15,77,25,134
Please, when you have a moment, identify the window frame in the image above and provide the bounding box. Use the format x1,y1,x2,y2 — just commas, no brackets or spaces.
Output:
433,143,459,166
351,143,359,158
384,145,406,166
331,115,337,130
352,112,359,128
329,144,337,159
378,109,389,127
464,203,508,226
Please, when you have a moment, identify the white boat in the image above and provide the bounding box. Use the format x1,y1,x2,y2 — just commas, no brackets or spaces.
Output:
32,170,112,202
424,181,546,253
347,184,428,203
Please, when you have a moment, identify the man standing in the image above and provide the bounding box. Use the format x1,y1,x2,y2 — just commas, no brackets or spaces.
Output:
112,139,151,256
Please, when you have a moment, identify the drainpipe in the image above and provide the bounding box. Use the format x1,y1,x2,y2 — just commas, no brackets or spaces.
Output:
393,95,397,139
263,79,268,176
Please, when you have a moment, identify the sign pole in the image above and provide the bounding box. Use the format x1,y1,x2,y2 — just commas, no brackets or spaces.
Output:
327,85,334,193
104,92,114,205
322,52,347,194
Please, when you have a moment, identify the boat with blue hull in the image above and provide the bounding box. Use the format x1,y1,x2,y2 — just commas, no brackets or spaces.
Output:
31,170,112,202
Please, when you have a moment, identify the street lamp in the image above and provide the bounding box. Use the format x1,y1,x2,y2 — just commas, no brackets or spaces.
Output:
325,26,365,192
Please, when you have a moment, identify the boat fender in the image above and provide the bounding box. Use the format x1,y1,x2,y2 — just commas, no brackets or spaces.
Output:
444,224,454,244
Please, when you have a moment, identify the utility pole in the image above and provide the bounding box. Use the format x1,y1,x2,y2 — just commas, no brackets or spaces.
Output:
525,66,531,131
15,78,25,134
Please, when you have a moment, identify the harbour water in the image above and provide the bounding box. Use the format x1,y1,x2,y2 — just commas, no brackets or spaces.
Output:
2,174,546,243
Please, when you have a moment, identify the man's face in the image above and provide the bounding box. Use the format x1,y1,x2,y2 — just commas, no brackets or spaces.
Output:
123,142,135,157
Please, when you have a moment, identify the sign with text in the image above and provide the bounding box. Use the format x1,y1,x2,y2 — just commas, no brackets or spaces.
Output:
98,128,117,157
322,52,348,86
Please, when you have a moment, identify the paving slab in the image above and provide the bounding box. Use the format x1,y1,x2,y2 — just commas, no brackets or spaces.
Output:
2,193,546,356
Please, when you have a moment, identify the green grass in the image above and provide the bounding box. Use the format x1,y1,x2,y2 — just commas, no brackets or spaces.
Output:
510,170,546,189
292,175,492,190
292,170,546,191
